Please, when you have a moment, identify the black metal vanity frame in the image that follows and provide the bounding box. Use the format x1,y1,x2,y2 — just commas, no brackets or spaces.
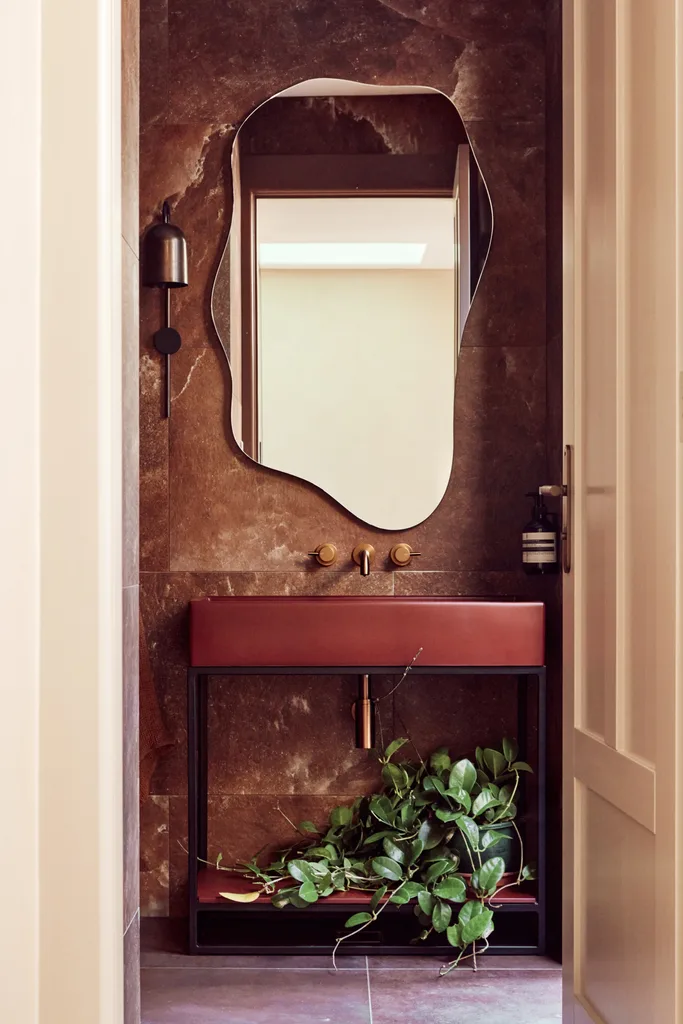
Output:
187,664,546,956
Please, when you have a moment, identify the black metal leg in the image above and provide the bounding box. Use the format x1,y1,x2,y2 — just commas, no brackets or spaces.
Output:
187,669,200,952
198,675,209,863
536,668,547,954
517,674,529,767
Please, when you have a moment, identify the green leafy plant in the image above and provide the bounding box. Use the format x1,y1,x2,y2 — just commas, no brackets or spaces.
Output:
214,736,536,976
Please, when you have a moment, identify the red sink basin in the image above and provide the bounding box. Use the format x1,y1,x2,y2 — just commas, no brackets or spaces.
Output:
189,597,544,668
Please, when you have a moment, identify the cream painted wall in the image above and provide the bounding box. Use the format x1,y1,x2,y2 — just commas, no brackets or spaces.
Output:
1,0,40,1020
258,268,455,528
0,0,124,1022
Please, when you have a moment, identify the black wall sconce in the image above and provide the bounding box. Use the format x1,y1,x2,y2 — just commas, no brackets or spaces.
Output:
143,199,189,418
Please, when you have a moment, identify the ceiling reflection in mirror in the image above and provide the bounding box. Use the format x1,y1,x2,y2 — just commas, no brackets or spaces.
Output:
212,81,493,530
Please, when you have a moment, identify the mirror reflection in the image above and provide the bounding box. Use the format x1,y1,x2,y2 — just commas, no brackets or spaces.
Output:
213,82,492,530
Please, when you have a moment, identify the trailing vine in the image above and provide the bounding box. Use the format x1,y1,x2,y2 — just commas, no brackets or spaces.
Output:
214,736,536,976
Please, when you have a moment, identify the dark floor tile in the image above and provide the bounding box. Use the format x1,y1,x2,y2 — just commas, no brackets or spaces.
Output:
367,954,561,972
369,969,561,1024
141,967,371,1023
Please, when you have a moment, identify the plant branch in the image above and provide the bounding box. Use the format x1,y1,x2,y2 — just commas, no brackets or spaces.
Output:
376,648,423,702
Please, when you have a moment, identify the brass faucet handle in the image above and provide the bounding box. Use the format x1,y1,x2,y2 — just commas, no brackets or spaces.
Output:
308,543,338,567
389,543,422,567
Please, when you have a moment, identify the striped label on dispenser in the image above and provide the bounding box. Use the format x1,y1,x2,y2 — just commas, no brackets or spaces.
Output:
522,531,557,564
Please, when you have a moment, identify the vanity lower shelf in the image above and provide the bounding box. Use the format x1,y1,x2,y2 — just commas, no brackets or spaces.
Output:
193,868,541,956
186,658,547,957
197,867,538,907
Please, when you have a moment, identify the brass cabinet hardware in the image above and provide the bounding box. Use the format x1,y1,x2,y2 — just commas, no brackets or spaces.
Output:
389,543,422,567
307,543,338,567
352,543,375,576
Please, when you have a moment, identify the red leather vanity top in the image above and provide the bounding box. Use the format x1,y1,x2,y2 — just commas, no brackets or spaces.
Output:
189,596,545,668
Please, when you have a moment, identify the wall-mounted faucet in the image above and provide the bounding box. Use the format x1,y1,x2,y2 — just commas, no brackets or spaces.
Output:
352,543,375,576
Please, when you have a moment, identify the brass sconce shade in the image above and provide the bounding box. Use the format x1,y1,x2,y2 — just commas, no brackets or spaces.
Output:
142,200,189,418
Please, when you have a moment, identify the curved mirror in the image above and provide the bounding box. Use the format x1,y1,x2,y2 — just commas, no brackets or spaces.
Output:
212,80,492,530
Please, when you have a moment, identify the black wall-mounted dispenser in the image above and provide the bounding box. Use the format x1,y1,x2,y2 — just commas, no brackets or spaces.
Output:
522,488,560,575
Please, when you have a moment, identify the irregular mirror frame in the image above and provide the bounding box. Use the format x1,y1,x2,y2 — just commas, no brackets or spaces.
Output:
211,79,493,530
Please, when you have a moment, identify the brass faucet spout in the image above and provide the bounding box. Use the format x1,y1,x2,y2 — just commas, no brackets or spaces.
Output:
352,543,375,577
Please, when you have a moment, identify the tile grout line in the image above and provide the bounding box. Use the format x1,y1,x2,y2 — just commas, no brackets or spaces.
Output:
365,956,374,1024
123,907,139,938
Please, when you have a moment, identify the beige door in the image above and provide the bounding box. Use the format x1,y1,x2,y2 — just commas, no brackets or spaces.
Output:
562,1,682,1022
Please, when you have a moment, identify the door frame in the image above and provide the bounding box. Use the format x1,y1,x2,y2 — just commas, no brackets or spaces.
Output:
1,0,124,1021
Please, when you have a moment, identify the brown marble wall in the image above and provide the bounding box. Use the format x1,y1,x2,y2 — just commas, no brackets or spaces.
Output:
139,0,561,950
123,0,141,1019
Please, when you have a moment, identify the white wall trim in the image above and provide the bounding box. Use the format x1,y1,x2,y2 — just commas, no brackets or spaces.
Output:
0,0,123,1021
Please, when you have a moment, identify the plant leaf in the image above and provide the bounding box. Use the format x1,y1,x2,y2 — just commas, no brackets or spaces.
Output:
511,761,533,773
481,829,505,851
446,923,463,948
502,738,519,764
370,885,387,911
330,805,353,827
522,863,538,881
361,829,398,846
472,789,499,816
456,816,480,851
424,775,446,798
384,737,408,761
471,856,506,895
433,877,467,902
382,763,408,791
298,880,319,903
345,912,373,928
461,909,494,945
449,759,477,794
372,856,403,881
430,747,451,773
331,869,346,891
432,899,452,933
369,796,395,827
298,820,319,834
435,808,462,823
219,890,261,903
417,891,436,916
445,785,472,809
287,860,316,884
288,890,311,909
409,838,424,865
422,859,452,885
484,748,507,779
400,803,417,829
418,818,445,850
383,837,407,865
271,889,294,909
459,900,485,926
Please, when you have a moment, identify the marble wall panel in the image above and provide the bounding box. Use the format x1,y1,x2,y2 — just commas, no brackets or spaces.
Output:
138,0,561,933
140,795,170,916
